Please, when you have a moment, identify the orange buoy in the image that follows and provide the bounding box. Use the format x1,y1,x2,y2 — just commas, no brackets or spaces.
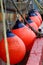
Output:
31,9,42,23
28,10,41,27
0,30,26,64
12,20,36,51
24,17,38,31
35,12,42,23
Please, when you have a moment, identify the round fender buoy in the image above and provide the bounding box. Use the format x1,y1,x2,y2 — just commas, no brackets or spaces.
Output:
0,30,26,64
35,12,42,23
24,17,38,31
12,20,36,51
28,10,41,27
30,9,42,23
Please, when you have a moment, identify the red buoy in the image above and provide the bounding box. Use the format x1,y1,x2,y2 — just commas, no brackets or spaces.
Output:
29,10,41,27
32,9,42,23
24,17,38,31
12,20,36,51
35,12,42,23
0,30,26,64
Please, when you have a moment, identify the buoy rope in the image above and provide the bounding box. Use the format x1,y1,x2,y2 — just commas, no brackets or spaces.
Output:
2,0,43,37
10,0,41,36
1,0,10,65
10,0,43,38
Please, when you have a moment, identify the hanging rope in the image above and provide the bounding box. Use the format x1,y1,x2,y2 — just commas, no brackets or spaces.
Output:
10,0,43,38
10,0,42,36
1,0,10,65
